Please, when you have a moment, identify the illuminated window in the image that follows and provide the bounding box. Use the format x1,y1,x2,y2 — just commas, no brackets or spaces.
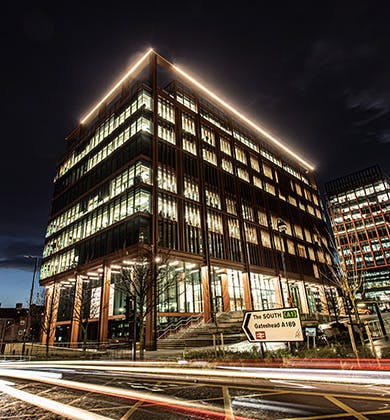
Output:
250,155,260,172
222,158,233,174
207,211,223,233
242,203,254,221
158,98,175,123
220,137,231,155
226,197,237,215
206,188,221,209
258,210,268,226
202,148,217,165
263,163,273,179
235,146,247,165
183,135,197,155
185,203,201,227
237,167,249,182
177,91,197,112
158,123,175,144
295,224,304,240
245,223,258,243
158,194,177,220
253,176,262,189
288,196,297,206
201,126,215,146
184,176,199,201
158,166,177,193
260,230,271,248
182,113,196,135
233,130,259,152
264,182,275,195
287,240,295,255
297,244,306,258
228,218,240,239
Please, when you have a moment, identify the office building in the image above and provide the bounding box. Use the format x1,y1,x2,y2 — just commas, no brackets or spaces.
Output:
326,165,390,302
40,49,341,348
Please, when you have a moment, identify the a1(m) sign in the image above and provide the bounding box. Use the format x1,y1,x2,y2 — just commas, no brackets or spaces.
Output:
242,308,304,342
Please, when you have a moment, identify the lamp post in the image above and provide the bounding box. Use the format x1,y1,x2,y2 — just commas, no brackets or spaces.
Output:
276,218,291,307
22,255,41,355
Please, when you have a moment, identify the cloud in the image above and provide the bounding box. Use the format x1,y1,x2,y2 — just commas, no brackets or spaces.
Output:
0,236,43,271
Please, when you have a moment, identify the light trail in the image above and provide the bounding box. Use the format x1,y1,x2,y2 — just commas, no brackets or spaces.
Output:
0,379,111,420
0,368,251,420
1,364,390,386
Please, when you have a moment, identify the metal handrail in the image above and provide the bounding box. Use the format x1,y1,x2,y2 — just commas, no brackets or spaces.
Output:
157,314,203,339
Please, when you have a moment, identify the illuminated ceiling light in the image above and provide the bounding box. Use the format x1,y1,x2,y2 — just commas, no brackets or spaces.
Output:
97,268,104,272
68,278,76,282
169,260,180,266
111,270,121,274
80,48,154,125
185,263,196,269
170,62,314,171
87,272,98,276
123,260,135,265
111,264,121,269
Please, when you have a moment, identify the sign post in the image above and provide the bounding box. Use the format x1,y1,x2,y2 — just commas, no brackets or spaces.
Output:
242,308,303,343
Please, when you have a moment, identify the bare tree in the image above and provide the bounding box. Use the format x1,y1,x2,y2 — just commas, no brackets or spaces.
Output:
314,228,366,348
38,282,60,358
115,246,181,360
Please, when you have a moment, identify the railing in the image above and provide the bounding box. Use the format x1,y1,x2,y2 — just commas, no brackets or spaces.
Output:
157,314,203,340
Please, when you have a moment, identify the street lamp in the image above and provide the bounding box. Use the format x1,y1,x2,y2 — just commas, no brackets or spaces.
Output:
22,255,41,354
276,218,292,307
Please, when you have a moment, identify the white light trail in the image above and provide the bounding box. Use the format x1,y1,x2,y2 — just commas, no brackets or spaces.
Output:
0,380,111,420
80,48,154,125
0,368,232,419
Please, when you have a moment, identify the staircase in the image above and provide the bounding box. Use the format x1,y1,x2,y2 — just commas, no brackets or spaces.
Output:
157,311,246,350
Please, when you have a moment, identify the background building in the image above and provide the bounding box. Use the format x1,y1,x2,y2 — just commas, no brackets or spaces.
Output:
40,49,341,349
326,165,390,303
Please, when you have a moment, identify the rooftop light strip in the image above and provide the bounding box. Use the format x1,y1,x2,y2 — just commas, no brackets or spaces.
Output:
80,48,154,125
170,63,314,171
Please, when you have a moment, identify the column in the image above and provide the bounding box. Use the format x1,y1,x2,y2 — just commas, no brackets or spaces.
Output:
297,281,309,314
70,275,83,347
319,285,329,316
242,272,253,311
41,283,60,346
275,276,285,308
145,265,157,351
201,266,212,322
221,272,230,312
98,263,111,344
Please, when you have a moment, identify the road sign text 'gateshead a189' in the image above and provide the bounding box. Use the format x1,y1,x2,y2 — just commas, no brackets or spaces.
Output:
242,308,304,342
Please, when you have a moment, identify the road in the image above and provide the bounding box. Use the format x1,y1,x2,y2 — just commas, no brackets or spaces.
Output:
0,360,389,419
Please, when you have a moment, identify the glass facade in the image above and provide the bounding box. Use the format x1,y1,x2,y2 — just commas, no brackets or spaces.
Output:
41,50,341,346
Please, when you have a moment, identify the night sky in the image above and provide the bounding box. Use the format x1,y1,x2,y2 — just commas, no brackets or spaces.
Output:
1,1,389,306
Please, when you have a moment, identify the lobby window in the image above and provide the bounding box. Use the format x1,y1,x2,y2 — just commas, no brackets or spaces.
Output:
222,158,233,174
158,123,175,145
184,176,199,201
207,211,223,233
226,197,237,215
158,166,177,193
201,126,215,147
183,134,197,155
177,91,197,112
158,98,175,123
206,188,221,209
263,163,273,179
220,137,231,155
158,194,177,220
237,167,250,182
228,218,240,239
235,146,247,165
182,113,196,135
185,203,201,227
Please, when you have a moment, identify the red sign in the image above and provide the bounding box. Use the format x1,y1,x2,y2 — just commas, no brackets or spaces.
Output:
255,331,266,340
